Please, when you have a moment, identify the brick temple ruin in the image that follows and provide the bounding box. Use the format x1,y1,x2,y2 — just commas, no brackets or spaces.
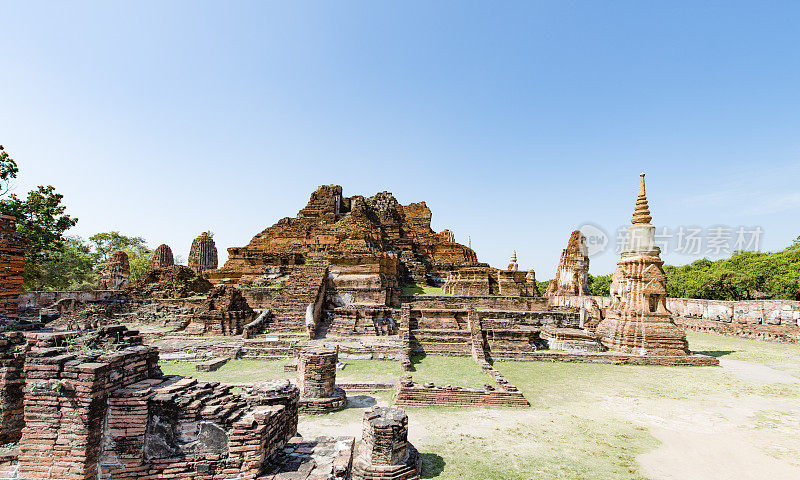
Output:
10,176,800,477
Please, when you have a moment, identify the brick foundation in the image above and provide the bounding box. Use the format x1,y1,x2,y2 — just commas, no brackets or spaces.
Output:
352,407,421,480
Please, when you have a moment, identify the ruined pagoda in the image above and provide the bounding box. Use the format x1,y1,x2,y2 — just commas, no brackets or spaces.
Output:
594,173,690,356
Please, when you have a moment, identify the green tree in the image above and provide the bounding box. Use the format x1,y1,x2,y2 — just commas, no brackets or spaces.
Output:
0,185,78,290
663,239,800,301
0,145,20,196
537,280,550,295
588,273,612,296
88,231,148,263
88,232,151,282
34,237,96,291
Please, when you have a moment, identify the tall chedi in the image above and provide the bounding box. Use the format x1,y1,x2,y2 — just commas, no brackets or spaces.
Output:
189,232,218,274
594,174,689,356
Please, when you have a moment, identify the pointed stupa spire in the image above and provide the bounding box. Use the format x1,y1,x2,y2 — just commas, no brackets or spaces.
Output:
468,235,472,249
631,173,652,225
508,250,518,271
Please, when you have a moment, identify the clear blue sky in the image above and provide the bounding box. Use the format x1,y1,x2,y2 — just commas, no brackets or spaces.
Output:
2,1,799,277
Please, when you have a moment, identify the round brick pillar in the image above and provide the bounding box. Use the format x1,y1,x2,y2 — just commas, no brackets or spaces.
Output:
298,346,337,398
352,407,421,479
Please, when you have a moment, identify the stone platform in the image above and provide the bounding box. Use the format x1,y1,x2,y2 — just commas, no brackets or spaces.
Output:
259,435,355,480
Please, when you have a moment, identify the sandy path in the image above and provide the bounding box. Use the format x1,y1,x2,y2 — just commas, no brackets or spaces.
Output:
718,359,799,384
634,360,800,480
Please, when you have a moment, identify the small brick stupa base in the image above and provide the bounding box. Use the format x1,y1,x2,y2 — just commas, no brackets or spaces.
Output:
297,346,346,414
352,407,421,480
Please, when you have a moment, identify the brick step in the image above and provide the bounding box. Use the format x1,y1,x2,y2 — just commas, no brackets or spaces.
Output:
240,346,294,355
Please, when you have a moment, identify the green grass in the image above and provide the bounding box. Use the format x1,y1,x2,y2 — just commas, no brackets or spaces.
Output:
337,359,402,383
413,412,657,480
409,354,490,388
401,284,444,295
160,358,292,383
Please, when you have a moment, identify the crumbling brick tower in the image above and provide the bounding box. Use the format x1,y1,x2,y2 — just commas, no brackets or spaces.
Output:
594,174,689,356
0,215,25,322
150,243,175,269
188,232,218,274
546,230,590,296
352,406,421,480
297,346,346,413
96,250,131,290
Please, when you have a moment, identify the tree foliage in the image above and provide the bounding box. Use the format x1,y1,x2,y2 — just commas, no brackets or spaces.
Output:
0,145,19,196
0,185,79,290
588,273,612,296
34,236,96,291
664,239,800,301
88,231,152,283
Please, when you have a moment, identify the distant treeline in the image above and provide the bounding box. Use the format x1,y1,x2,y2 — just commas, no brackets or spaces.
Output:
543,237,800,301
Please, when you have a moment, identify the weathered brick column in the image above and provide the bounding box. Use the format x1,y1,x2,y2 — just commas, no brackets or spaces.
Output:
0,332,26,445
352,406,421,480
0,215,25,322
297,346,346,413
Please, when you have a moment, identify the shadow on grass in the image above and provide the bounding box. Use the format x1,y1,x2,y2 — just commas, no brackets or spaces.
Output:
420,453,445,478
693,350,736,358
407,353,427,372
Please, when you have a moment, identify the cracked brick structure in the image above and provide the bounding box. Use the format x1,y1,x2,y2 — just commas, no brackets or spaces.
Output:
150,244,175,269
0,215,25,322
207,186,479,305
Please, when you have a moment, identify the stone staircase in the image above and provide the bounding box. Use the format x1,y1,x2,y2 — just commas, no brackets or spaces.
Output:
262,266,327,334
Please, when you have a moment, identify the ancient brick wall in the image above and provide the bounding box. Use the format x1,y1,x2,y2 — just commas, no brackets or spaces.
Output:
12,328,301,480
551,294,800,330
0,215,25,320
675,316,800,344
0,332,27,445
401,294,550,311
486,349,718,365
17,330,160,480
328,306,396,336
